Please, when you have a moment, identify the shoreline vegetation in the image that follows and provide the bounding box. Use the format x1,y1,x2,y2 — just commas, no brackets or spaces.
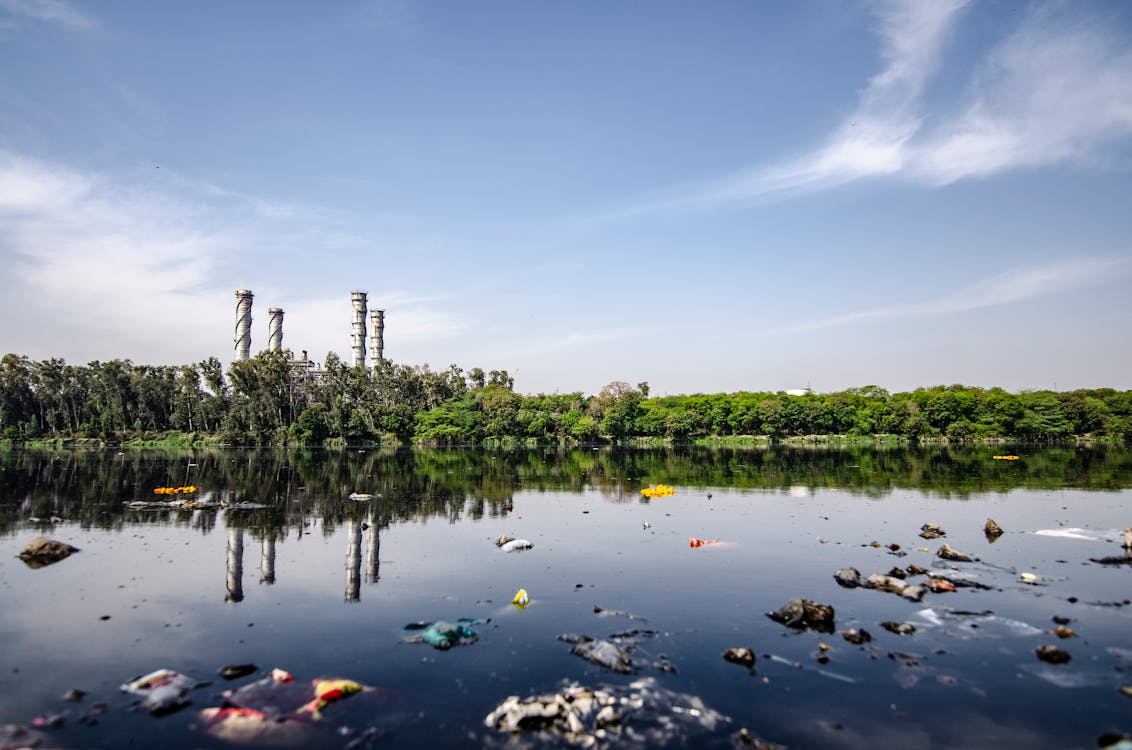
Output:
2,351,1130,448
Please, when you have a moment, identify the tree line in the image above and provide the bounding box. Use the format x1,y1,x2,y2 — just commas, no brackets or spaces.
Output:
2,351,1130,445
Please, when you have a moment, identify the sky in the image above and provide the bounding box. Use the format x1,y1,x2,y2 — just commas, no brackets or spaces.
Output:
1,0,1131,397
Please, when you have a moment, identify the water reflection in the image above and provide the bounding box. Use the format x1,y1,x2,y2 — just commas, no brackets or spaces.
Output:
345,519,362,602
260,532,276,585
225,527,244,603
4,445,1132,542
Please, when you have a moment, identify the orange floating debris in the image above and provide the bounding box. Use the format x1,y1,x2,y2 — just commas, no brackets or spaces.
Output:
689,537,721,549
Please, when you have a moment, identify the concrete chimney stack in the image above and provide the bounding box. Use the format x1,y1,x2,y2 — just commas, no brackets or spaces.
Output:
350,291,368,368
267,308,283,352
369,309,385,367
234,290,253,361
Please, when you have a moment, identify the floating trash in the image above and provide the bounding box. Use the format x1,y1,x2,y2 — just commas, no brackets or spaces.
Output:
566,637,634,674
153,486,197,495
483,678,728,746
640,484,676,498
920,522,946,540
992,455,1020,460
403,619,482,650
499,538,533,553
985,518,1005,541
722,648,755,669
512,588,530,609
120,668,197,715
767,598,836,633
688,537,721,549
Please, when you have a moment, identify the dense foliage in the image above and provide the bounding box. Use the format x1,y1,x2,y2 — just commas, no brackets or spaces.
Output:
2,351,1130,445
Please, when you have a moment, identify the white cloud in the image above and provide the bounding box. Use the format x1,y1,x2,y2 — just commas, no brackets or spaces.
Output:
0,0,95,33
613,1,1132,215
749,257,1127,337
913,5,1132,183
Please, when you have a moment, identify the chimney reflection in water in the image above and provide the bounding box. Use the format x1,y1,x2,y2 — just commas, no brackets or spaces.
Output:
365,521,380,583
260,533,276,585
226,528,244,603
345,520,362,601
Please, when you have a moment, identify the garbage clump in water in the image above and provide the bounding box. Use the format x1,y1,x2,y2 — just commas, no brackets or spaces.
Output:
220,664,257,680
722,648,756,669
482,677,728,747
0,724,68,750
766,598,835,633
1035,645,1072,664
880,621,916,636
560,635,634,674
937,544,974,562
499,538,533,553
833,568,861,588
919,522,946,540
199,667,382,746
403,619,483,650
640,484,676,498
120,668,197,715
689,537,721,549
985,518,1005,541
840,628,872,645
18,536,79,568
861,574,925,602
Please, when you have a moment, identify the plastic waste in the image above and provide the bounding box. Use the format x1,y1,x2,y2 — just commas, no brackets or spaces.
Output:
347,492,376,501
593,604,646,621
403,618,482,649
569,638,633,673
298,678,365,717
483,677,727,745
688,537,720,549
640,484,676,498
1035,527,1125,542
722,647,756,669
499,538,532,552
512,588,529,609
120,668,196,714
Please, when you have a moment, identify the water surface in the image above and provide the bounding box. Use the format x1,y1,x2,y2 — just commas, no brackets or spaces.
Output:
1,446,1130,748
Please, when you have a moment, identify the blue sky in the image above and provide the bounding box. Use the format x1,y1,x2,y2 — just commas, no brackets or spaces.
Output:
1,0,1130,396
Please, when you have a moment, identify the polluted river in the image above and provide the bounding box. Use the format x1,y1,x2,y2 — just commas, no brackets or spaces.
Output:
1,445,1130,749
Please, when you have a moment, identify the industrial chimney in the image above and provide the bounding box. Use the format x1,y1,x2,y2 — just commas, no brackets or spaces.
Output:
369,309,385,366
234,290,253,361
267,308,283,352
350,291,367,368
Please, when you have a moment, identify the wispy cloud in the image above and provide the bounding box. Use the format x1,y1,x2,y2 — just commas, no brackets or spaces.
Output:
913,5,1132,183
612,1,1132,216
749,258,1127,337
0,0,95,33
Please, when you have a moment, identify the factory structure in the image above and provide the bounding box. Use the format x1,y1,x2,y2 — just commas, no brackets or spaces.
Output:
232,289,385,376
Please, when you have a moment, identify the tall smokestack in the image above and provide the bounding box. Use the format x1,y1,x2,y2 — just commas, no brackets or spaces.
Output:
350,291,367,368
369,309,385,366
234,290,253,362
267,307,283,352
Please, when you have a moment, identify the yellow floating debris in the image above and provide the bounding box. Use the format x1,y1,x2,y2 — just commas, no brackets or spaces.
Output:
640,484,676,498
992,455,1020,461
512,588,529,609
153,486,198,495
